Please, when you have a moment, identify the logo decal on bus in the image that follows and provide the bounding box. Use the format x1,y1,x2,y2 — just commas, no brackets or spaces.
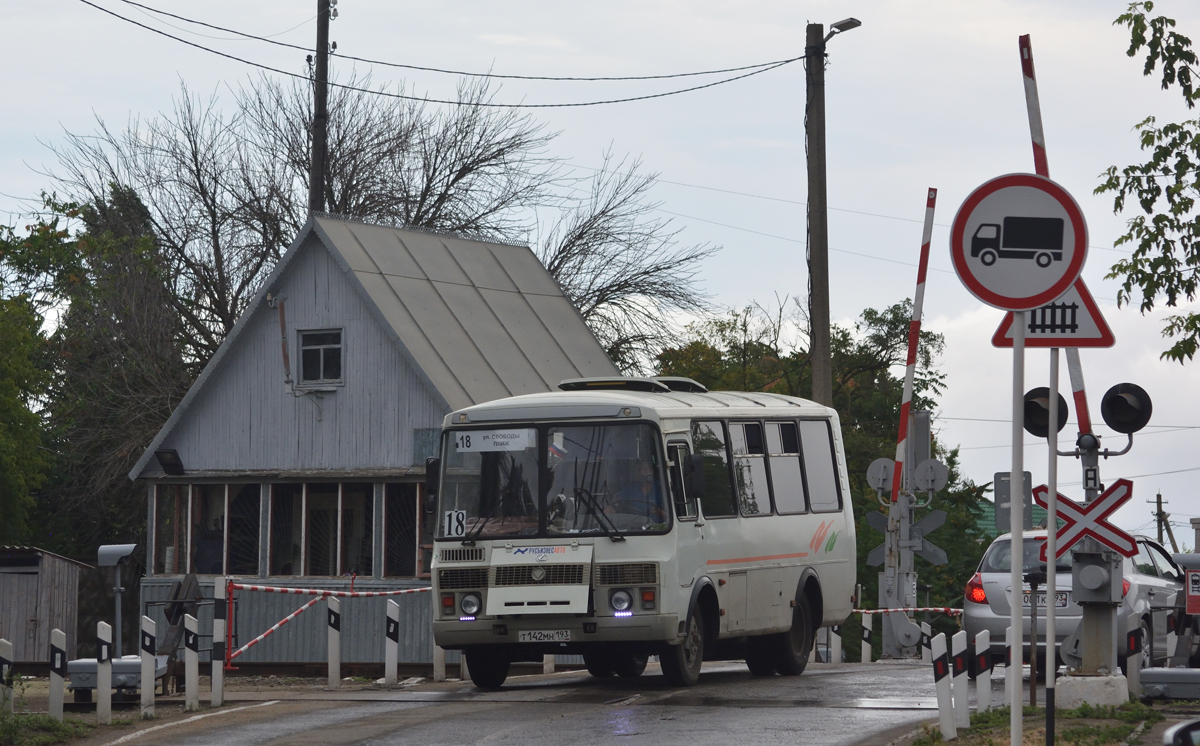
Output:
810,521,838,554
513,546,566,555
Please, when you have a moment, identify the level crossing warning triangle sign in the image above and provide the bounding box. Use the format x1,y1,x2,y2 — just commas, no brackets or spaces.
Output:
992,279,1114,348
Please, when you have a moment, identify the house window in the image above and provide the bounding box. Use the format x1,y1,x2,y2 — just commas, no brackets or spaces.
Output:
299,330,342,384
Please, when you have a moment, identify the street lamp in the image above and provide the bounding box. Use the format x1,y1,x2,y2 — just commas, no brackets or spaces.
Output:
806,18,861,407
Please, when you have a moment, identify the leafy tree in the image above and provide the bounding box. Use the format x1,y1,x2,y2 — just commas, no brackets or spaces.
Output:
1097,1,1200,362
0,293,48,543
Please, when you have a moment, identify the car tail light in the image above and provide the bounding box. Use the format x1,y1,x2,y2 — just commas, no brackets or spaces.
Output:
1122,578,1130,598
966,573,987,604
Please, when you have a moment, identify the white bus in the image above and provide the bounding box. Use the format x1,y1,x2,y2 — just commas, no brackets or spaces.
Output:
428,377,857,688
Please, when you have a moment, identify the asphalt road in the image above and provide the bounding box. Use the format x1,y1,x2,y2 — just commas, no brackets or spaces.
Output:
109,661,949,746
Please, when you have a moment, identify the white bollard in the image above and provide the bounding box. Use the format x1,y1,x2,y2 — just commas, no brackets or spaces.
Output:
861,613,872,663
459,651,470,682
48,628,66,722
212,579,225,707
975,629,992,713
97,622,113,724
931,633,957,741
141,616,156,718
385,600,400,686
1127,618,1142,699
327,596,341,688
1,637,14,713
830,625,842,665
433,645,447,682
951,630,969,729
921,622,933,663
184,614,199,712
543,654,555,674
1004,625,1013,706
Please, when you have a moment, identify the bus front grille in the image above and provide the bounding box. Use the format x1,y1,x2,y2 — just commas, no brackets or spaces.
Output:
492,565,587,586
438,568,489,590
440,548,485,563
595,563,657,586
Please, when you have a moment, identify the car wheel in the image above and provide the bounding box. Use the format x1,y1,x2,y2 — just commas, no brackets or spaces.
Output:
465,646,510,689
775,593,814,676
661,607,704,686
745,636,777,677
612,653,648,678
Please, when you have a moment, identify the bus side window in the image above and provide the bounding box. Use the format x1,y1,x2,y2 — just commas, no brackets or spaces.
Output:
691,420,736,517
668,443,697,520
729,422,771,517
799,419,842,512
767,422,807,514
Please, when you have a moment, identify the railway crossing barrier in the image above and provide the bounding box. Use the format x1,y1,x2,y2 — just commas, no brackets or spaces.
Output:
327,597,341,688
212,580,225,705
184,614,199,711
385,600,400,686
854,608,962,664
951,630,969,729
96,622,112,724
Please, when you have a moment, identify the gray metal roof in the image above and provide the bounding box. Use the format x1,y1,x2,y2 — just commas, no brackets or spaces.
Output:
129,217,617,481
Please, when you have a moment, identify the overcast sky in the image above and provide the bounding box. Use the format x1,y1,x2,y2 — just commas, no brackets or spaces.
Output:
5,0,1200,540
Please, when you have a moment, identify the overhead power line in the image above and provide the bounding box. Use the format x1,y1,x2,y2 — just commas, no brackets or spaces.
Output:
115,0,797,83
79,0,798,108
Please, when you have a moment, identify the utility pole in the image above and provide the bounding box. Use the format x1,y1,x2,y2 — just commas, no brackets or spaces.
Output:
1150,492,1179,552
805,22,832,408
308,0,332,214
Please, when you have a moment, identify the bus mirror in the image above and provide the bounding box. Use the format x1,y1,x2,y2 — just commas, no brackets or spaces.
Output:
687,454,706,500
424,457,440,512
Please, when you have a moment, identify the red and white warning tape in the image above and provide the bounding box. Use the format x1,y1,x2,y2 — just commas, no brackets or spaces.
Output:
229,583,432,599
855,607,962,616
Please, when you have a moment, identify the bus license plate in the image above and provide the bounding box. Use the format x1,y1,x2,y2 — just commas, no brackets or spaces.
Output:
1023,591,1067,608
519,630,570,643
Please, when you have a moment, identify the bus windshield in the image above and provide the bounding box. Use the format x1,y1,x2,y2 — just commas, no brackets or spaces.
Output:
437,423,669,540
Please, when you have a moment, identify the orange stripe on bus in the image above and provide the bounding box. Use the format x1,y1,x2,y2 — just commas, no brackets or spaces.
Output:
706,552,809,565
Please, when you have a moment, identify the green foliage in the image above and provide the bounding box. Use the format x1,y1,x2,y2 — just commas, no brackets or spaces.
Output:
0,296,48,543
0,711,93,746
1098,3,1200,362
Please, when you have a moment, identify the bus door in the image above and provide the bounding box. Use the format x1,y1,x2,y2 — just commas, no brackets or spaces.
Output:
668,441,705,596
689,420,748,634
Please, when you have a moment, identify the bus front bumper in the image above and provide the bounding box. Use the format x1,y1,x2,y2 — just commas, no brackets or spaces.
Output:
434,613,680,649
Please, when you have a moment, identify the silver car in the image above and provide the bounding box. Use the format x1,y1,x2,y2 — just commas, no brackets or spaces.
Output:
963,531,1184,676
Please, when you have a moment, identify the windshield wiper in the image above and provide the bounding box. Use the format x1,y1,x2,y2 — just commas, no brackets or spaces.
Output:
462,502,501,546
574,487,625,542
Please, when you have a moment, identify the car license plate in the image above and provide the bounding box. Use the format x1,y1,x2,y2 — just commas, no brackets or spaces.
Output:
1023,591,1067,608
518,630,570,643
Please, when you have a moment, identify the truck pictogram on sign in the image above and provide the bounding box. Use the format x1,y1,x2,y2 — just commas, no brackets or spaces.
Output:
971,216,1064,268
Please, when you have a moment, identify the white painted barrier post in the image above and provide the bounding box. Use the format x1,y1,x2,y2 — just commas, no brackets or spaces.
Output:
931,633,957,741
830,625,842,665
861,613,872,663
433,645,447,682
48,628,66,722
184,614,199,712
327,596,341,688
140,616,156,718
921,622,933,663
952,630,970,729
543,655,555,674
459,651,471,682
1127,617,1142,699
1004,625,1013,706
212,579,225,706
97,622,113,724
1,637,14,713
385,600,400,686
975,629,992,713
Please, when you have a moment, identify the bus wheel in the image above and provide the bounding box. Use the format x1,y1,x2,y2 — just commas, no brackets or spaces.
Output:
745,636,777,676
584,651,615,677
775,593,814,676
661,609,705,686
613,653,648,678
465,647,510,689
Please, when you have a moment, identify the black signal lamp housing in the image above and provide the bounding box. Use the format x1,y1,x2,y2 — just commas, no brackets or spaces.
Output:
1100,383,1153,434
1022,387,1069,438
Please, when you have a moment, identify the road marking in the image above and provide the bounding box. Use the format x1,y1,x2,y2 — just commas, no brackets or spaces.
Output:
103,700,280,744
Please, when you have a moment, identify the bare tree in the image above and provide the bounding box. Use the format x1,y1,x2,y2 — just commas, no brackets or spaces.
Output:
538,154,717,371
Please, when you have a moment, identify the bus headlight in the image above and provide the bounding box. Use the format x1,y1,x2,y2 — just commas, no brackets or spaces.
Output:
461,593,482,616
610,589,633,612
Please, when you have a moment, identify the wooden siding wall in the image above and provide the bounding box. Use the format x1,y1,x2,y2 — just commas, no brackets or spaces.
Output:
0,555,81,662
157,237,446,473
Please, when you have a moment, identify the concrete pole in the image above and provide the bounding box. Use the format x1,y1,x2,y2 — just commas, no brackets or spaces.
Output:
385,600,399,686
952,630,969,729
0,638,13,713
433,645,447,682
861,613,872,663
48,628,66,722
140,616,156,718
212,579,225,706
327,596,341,688
97,622,113,724
975,629,992,713
184,614,199,712
805,22,832,407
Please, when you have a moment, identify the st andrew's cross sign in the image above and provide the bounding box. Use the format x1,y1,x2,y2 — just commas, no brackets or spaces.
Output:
1032,479,1137,560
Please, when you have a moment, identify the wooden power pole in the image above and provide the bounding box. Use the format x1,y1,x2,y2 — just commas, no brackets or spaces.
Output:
805,22,832,408
308,0,331,214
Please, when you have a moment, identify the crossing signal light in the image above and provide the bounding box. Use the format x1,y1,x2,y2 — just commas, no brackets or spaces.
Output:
1100,383,1153,434
1022,387,1069,438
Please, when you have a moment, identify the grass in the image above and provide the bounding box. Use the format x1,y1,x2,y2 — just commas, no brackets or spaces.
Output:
910,702,1163,746
0,711,94,746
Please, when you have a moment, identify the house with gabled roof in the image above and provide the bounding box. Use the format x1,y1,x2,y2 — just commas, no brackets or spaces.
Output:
129,215,618,667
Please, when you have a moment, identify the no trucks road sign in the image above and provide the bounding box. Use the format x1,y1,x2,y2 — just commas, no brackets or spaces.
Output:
992,278,1115,348
951,173,1088,312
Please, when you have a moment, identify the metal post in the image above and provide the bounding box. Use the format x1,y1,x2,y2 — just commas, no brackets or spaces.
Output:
861,613,872,663
0,639,13,713
385,600,399,686
212,578,225,706
952,630,970,729
1011,312,1026,746
1030,575,1039,706
308,0,330,213
932,633,957,740
48,628,66,722
184,614,199,712
114,563,123,659
327,596,341,688
976,629,993,713
97,622,112,724
922,622,932,663
1005,625,1014,706
1046,347,1059,743
805,22,832,407
140,616,156,718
